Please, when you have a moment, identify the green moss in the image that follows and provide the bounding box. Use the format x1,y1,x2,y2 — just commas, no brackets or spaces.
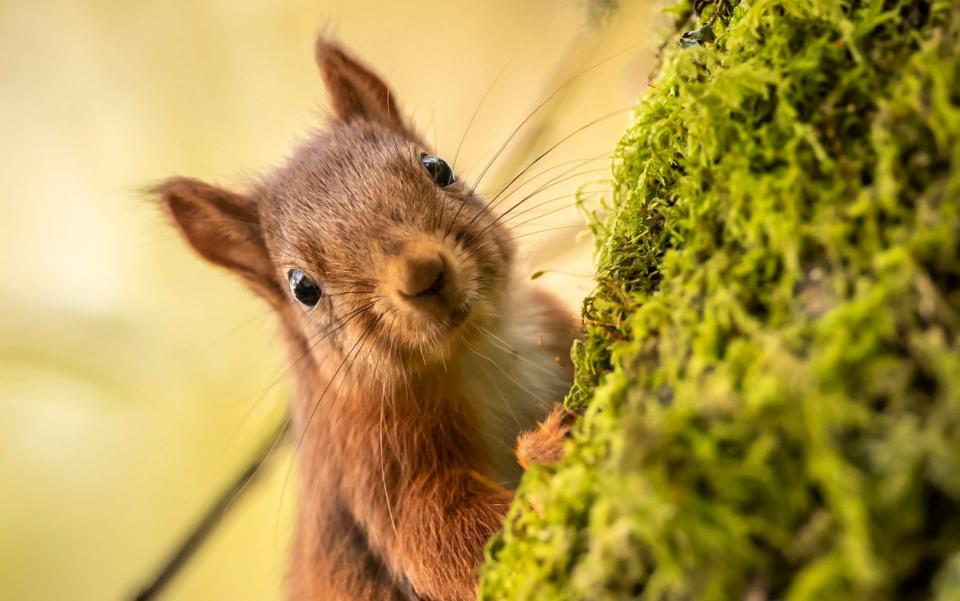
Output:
479,1,960,599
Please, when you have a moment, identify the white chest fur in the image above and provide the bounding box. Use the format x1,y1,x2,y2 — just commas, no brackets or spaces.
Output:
455,281,573,487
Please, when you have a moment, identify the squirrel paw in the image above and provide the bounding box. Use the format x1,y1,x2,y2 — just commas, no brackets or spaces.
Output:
515,404,580,469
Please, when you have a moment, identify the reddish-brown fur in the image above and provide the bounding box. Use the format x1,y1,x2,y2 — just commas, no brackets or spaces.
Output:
516,405,580,470
155,38,578,600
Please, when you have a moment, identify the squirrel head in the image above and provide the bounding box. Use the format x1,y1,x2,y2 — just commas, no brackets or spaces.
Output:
154,38,516,382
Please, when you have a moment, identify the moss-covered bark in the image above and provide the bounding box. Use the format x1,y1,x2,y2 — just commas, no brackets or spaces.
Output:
479,1,960,599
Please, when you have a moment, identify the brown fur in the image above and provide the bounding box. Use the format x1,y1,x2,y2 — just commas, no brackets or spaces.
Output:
515,405,580,470
155,39,579,601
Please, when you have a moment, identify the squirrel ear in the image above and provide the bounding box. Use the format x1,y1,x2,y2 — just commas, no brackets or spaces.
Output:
315,38,405,130
153,177,283,304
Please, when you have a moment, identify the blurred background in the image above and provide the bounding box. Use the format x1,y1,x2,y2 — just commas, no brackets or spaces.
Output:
0,0,665,598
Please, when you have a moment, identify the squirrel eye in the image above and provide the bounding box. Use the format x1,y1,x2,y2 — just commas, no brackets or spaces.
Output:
420,153,456,187
288,269,323,307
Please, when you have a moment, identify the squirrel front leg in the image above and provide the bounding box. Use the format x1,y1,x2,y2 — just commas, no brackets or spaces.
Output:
391,470,513,601
374,405,578,600
385,406,578,600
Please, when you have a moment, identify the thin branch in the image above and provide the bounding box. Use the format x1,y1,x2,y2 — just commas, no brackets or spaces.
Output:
129,417,291,601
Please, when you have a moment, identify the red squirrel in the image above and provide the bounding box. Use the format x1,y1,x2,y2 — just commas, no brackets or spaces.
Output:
155,38,579,601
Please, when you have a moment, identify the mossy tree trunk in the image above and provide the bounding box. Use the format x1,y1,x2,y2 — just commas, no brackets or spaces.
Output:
479,1,960,599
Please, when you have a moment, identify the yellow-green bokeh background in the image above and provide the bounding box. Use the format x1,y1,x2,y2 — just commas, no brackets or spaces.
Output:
0,1,663,598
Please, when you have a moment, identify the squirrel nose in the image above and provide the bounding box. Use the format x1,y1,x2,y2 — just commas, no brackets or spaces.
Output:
397,252,445,297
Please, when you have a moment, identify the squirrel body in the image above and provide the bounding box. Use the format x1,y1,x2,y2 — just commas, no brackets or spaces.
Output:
156,39,578,600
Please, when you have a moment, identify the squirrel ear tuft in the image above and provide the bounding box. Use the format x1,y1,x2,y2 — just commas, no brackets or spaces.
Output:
153,177,283,304
315,38,406,131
